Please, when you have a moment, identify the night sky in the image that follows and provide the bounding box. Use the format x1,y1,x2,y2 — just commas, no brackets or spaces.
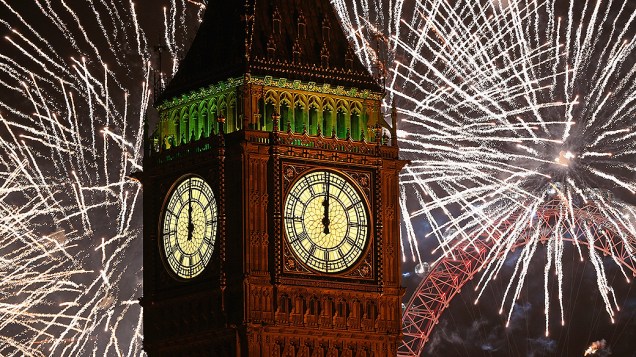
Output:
0,0,635,356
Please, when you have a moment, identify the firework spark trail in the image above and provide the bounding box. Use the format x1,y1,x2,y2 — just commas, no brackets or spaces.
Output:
336,0,636,335
0,1,198,355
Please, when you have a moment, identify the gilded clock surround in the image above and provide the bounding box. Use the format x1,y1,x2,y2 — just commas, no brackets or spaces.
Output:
280,163,376,282
283,169,370,274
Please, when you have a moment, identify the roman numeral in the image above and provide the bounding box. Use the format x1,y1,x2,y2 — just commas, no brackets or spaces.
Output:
305,176,316,195
346,200,361,211
289,192,303,203
305,245,317,264
293,231,309,244
165,209,177,217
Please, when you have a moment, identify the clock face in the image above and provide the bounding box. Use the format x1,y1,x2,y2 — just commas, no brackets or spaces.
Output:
161,176,217,279
283,170,369,273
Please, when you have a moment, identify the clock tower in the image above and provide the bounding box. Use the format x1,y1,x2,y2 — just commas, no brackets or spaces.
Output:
141,0,405,355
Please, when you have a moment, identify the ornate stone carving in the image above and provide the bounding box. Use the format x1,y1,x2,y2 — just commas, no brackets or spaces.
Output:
284,166,296,180
282,245,310,274
345,259,373,279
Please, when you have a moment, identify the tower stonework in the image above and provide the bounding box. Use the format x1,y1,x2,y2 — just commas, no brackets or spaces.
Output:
141,1,405,356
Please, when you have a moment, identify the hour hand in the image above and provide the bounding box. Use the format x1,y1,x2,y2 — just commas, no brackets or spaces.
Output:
187,206,194,241
322,196,330,234
187,179,194,241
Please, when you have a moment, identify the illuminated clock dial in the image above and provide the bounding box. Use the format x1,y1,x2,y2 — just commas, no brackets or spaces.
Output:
284,170,369,273
161,176,217,279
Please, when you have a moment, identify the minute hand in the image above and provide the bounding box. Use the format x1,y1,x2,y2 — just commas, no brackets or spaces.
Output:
322,174,330,234
188,179,193,241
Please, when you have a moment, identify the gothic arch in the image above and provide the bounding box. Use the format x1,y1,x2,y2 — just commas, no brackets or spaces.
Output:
198,101,209,137
206,96,215,108
165,109,178,145
188,103,198,140
350,101,364,140
308,95,321,111
335,99,350,114
308,295,320,315
398,201,636,356
168,108,178,126
216,95,228,132
264,89,278,105
179,106,189,144
293,94,307,133
350,101,362,115
334,100,348,138
208,101,218,117
293,93,308,108
217,95,227,114
279,91,293,107
227,92,237,131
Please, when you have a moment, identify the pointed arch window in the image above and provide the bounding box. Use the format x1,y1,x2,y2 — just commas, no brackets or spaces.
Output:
308,105,318,135
336,108,346,138
272,7,281,35
323,107,333,136
294,103,305,133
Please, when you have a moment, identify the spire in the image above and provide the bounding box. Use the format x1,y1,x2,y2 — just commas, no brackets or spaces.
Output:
157,0,382,104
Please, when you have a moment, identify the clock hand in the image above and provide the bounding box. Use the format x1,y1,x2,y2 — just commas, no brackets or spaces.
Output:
322,199,330,234
188,178,194,241
322,173,330,234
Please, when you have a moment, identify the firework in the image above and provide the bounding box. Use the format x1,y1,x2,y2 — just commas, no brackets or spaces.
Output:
1,0,635,355
0,1,201,355
336,0,636,338
584,339,610,356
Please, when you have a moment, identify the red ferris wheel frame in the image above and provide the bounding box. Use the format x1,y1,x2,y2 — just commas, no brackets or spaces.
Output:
398,201,636,356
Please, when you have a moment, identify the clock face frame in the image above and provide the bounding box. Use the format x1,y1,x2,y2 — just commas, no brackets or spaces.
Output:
283,169,370,274
160,175,217,280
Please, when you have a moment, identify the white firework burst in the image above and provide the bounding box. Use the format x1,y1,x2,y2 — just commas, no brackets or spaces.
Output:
336,0,636,334
0,1,202,355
